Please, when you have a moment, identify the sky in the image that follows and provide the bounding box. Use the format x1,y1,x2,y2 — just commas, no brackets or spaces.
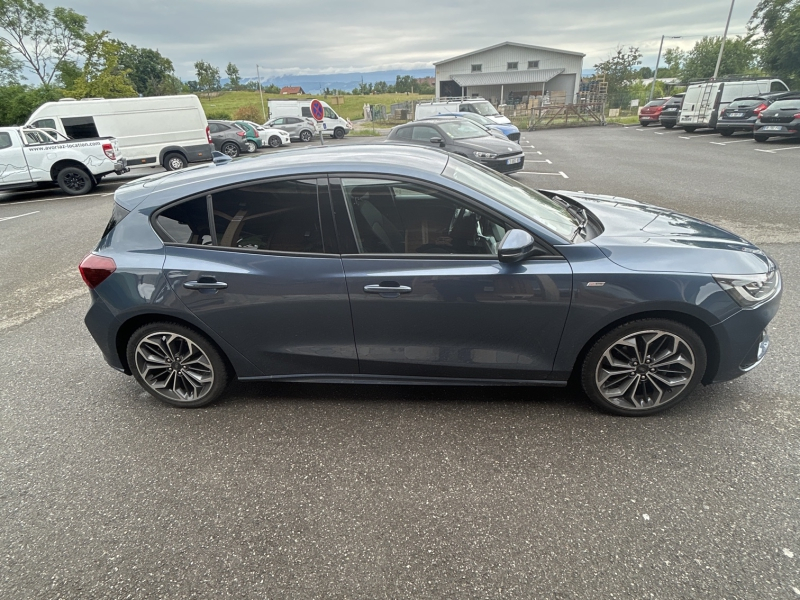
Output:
40,0,757,79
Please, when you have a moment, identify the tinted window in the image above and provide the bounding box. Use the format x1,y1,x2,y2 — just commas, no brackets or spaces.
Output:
0,132,12,149
643,99,667,107
771,81,789,92
32,118,56,129
301,107,312,117
769,100,800,110
393,126,412,140
62,116,99,139
212,179,324,253
157,197,213,245
411,125,440,141
208,122,222,133
288,117,301,124
340,178,508,255
438,120,488,140
728,99,760,109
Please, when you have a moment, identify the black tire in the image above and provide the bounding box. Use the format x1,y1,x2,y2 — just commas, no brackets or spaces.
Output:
244,140,258,153
268,135,281,148
640,121,649,127
163,153,188,171
299,129,313,143
754,135,769,143
580,319,707,417
719,130,734,137
221,142,240,158
56,166,93,196
333,127,345,139
683,127,697,133
663,123,674,129
126,322,230,408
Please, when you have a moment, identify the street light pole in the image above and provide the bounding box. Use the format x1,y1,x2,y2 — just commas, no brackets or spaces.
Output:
649,35,682,102
256,64,267,122
713,0,736,80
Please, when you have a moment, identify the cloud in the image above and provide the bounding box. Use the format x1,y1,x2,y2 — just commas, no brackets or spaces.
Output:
41,0,755,78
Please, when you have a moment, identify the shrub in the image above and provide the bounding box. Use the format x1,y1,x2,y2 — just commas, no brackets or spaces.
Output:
205,110,232,120
233,104,264,122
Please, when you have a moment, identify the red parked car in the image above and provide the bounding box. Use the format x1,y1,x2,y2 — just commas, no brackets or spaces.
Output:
639,98,669,127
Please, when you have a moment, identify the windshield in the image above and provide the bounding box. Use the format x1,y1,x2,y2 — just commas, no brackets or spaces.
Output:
469,101,500,117
770,100,800,110
443,155,578,240
644,99,667,107
437,120,489,140
459,112,494,126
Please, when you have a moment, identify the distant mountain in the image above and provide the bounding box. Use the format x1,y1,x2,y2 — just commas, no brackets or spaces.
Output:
227,69,436,93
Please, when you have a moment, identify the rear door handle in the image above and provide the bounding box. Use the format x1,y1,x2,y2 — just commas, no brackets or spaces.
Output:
363,284,412,294
184,280,228,290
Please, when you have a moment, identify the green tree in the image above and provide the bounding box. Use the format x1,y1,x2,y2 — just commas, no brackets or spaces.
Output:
0,42,22,84
0,0,87,85
116,42,179,96
750,0,800,86
681,36,758,81
194,59,219,98
225,62,240,90
395,74,415,93
663,47,685,74
594,46,643,95
638,66,653,79
0,82,61,125
67,31,137,98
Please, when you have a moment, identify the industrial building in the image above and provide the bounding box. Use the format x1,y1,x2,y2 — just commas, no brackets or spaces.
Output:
434,42,585,106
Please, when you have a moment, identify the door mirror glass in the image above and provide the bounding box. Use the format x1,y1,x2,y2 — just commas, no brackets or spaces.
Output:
497,229,539,262
429,137,443,145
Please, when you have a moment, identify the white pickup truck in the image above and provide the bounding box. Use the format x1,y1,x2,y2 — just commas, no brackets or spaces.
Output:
0,126,128,196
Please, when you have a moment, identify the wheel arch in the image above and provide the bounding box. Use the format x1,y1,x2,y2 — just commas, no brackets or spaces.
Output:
158,146,189,165
569,310,720,386
50,159,92,181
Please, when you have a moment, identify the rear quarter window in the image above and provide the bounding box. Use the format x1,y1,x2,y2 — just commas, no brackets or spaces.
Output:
0,132,12,149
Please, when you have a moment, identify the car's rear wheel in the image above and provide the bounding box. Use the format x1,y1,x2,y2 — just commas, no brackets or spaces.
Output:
56,166,93,196
719,130,734,136
640,121,649,127
754,135,769,142
268,135,282,148
126,322,229,408
299,129,313,142
244,140,258,153
163,153,188,171
581,319,707,416
221,142,240,158
683,127,697,133
663,123,674,129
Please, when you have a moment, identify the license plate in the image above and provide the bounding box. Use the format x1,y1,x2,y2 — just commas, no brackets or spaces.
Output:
507,157,521,165
664,108,677,112
728,112,744,117
762,126,783,131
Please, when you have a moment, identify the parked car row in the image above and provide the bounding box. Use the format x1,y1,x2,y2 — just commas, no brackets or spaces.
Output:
208,120,292,158
637,77,800,142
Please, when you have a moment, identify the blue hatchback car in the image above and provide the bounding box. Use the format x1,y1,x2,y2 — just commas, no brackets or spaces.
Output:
80,145,781,415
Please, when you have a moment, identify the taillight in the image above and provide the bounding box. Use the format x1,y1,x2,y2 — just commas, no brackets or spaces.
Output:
720,109,726,117
102,142,115,160
236,130,245,137
79,254,116,289
794,113,800,119
206,126,212,143
753,103,768,115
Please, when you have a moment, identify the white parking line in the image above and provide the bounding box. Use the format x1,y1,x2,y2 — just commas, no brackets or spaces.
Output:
654,132,665,135
0,192,114,206
517,171,569,179
0,211,39,223
755,146,800,154
525,157,552,163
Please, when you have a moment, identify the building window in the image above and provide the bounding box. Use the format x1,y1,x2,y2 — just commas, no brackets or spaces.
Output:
471,64,482,73
507,62,518,70
528,60,540,69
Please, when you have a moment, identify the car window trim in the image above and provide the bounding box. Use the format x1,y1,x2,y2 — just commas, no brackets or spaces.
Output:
162,242,336,260
326,172,562,260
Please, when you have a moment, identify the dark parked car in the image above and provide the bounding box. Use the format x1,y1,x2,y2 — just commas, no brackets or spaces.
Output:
638,98,669,127
387,118,524,172
208,120,248,158
716,92,795,136
658,93,684,129
422,111,521,141
753,95,800,142
80,145,780,416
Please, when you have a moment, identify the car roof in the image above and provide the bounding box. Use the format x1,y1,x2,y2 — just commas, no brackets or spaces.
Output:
115,144,452,211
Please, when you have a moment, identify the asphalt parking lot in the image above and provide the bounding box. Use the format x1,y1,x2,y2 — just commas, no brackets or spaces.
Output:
1,128,798,599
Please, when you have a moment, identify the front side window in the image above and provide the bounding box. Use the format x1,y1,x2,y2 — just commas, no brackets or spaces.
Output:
340,178,508,255
410,125,440,141
271,118,284,126
437,120,487,140
471,64,482,73
771,80,788,92
32,118,57,129
507,62,518,70
323,107,337,119
212,180,323,253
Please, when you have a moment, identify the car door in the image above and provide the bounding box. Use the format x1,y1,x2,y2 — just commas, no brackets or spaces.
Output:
158,177,358,377
0,131,33,188
330,176,573,381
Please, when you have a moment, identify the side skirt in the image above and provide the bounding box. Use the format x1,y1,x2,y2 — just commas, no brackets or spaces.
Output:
238,374,568,387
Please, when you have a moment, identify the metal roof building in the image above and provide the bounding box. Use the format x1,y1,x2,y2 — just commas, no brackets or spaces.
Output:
434,42,585,105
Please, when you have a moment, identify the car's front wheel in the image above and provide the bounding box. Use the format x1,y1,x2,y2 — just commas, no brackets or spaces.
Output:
719,130,734,136
581,319,707,416
333,127,345,139
299,129,313,142
126,322,230,408
244,140,258,153
754,135,769,142
268,136,282,148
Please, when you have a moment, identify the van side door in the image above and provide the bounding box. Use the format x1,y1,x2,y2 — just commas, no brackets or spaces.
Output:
0,130,33,188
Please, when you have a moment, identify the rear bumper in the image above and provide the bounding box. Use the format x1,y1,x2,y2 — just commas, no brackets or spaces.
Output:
84,291,127,373
717,120,756,132
113,158,129,175
754,125,800,138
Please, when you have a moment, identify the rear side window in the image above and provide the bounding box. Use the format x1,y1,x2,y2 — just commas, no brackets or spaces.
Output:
157,197,214,245
301,107,312,117
411,126,439,141
393,127,412,140
62,116,99,139
212,179,324,253
0,132,12,149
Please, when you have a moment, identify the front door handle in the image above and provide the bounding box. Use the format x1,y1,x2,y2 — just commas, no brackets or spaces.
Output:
184,280,228,290
363,283,412,295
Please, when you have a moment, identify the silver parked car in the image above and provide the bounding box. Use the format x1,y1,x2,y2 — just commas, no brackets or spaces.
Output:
265,116,316,143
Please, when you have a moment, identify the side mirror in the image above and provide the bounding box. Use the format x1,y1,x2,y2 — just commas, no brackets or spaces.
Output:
212,151,233,165
498,229,541,263
429,137,445,147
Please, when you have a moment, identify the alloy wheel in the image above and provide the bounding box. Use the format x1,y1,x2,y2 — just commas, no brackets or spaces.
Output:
595,329,696,410
64,172,87,191
135,332,215,403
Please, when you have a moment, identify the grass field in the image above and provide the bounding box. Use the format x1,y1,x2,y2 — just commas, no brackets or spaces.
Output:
200,91,434,122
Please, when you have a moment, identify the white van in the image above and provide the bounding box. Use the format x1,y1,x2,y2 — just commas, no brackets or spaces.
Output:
679,78,789,132
267,100,352,139
26,95,213,170
415,98,512,125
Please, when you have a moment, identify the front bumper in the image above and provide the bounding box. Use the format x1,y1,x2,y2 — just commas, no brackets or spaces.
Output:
482,154,525,173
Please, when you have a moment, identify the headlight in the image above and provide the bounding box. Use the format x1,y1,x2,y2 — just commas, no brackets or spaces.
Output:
474,151,497,159
714,267,781,307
